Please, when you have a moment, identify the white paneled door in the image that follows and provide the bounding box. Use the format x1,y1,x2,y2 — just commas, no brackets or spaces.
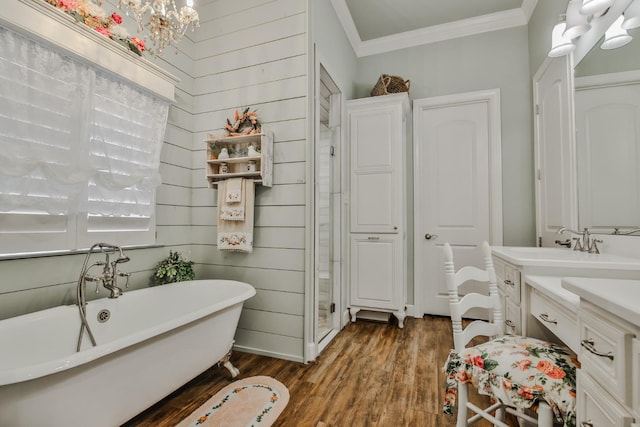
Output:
414,90,502,316
533,56,577,247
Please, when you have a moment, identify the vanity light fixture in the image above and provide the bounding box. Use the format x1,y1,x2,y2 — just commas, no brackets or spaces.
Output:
622,0,640,29
580,0,615,16
549,15,577,57
565,0,592,39
601,15,633,49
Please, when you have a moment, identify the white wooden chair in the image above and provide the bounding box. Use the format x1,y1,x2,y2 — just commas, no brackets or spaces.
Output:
442,242,578,427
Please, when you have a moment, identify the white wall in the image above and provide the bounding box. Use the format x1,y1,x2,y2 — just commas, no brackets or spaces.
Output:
189,0,309,361
355,27,534,247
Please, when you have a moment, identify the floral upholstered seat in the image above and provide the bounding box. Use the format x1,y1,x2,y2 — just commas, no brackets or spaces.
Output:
444,335,579,427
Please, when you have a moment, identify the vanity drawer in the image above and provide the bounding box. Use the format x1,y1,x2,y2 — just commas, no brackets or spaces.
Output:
503,264,521,302
493,257,507,291
504,298,521,335
579,309,633,404
632,338,640,421
530,288,578,353
576,371,634,427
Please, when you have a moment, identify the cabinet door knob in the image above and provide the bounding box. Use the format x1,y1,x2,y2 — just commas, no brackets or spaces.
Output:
424,233,438,240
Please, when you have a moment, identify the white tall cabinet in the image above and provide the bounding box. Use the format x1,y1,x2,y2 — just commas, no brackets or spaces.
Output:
346,93,410,328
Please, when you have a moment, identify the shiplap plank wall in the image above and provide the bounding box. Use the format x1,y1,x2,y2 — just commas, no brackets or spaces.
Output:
192,0,308,361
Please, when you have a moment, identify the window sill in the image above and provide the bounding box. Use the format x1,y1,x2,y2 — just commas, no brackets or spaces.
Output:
0,0,178,102
0,244,165,262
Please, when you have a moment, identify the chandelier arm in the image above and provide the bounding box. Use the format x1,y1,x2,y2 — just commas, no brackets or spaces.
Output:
118,0,200,53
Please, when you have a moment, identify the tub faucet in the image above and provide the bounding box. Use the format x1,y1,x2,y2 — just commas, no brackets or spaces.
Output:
76,243,130,351
99,248,131,298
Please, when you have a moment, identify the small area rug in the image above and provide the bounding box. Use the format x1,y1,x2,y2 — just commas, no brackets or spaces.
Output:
175,376,290,427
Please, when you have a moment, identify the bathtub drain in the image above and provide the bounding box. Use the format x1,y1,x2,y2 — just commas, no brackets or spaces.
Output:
97,309,111,323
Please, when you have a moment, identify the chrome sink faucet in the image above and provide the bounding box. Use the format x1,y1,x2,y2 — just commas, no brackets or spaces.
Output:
556,227,602,253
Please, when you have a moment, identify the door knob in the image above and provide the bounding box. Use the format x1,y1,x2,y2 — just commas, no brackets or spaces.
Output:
424,233,438,240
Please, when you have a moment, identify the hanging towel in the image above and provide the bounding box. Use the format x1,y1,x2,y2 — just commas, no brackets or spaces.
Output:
225,177,243,204
220,177,245,221
217,179,255,253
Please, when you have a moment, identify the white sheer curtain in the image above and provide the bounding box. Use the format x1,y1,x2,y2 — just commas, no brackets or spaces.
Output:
0,25,169,253
87,72,167,218
0,25,92,215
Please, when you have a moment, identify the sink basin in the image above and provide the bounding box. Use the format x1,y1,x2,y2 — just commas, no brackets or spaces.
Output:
506,247,577,258
491,246,640,270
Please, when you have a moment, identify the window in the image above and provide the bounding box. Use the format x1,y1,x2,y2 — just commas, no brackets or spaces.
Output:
0,26,168,255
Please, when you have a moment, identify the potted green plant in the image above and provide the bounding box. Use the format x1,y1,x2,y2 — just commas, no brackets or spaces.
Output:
152,250,195,286
208,142,222,160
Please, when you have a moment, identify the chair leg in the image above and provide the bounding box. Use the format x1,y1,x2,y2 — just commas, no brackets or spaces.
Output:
495,406,505,426
457,382,469,427
537,402,554,427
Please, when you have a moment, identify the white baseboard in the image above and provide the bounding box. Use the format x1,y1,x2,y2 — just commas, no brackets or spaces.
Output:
306,341,317,362
406,304,420,318
233,344,304,364
342,309,351,326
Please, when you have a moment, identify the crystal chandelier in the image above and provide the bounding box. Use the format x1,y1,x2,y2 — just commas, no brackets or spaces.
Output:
118,0,199,53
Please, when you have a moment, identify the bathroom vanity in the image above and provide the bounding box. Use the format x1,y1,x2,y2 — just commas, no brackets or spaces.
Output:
563,277,640,426
491,246,640,426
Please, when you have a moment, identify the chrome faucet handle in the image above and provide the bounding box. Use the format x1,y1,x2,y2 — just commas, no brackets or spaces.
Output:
84,274,104,293
572,237,584,251
555,239,571,248
117,271,131,289
589,238,603,254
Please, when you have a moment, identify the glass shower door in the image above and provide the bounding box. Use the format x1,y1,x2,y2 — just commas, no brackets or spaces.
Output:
317,122,333,341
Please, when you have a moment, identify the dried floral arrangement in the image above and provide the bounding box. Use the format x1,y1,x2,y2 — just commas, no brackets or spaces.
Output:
43,0,146,55
225,107,261,136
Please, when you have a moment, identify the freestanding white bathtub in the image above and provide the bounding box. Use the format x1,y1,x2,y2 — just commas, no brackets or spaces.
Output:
0,279,255,427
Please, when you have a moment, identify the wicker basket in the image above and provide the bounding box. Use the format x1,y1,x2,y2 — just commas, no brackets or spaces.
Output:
370,74,410,97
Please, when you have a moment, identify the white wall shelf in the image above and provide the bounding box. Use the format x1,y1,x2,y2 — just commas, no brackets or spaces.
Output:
205,132,273,188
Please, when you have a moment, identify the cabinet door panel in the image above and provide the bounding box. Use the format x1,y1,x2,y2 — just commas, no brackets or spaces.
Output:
350,234,400,309
576,371,633,427
350,110,395,169
352,172,395,230
580,309,632,404
349,106,401,233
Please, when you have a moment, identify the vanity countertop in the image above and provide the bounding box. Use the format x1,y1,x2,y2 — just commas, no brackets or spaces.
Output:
524,275,580,313
562,277,640,327
491,246,640,270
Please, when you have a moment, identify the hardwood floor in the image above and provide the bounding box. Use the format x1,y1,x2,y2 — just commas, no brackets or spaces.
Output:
123,315,510,427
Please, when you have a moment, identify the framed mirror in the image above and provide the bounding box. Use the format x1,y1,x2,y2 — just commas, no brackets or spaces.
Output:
573,5,640,234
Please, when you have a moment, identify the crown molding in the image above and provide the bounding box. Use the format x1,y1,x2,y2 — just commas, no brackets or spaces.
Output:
329,0,362,56
521,0,539,21
331,0,532,58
